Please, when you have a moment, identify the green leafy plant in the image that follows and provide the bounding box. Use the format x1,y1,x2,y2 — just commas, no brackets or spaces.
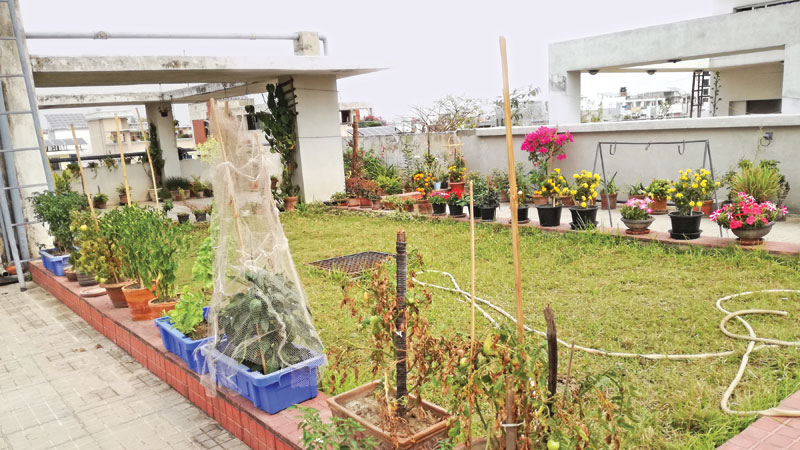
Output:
646,179,672,200
190,176,207,193
376,175,403,195
70,211,106,278
217,269,320,374
627,180,647,197
167,291,206,336
162,199,174,214
729,162,782,202
475,186,500,209
294,405,378,450
163,176,192,191
600,172,618,195
53,169,76,194
115,183,128,196
93,193,108,204
191,234,214,292
247,84,299,198
147,123,165,186
489,169,509,193
330,192,348,202
30,191,86,253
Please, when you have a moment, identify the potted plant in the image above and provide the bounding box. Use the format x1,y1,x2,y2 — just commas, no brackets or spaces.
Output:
176,208,191,224
534,169,568,227
620,197,655,234
155,291,212,374
93,193,108,210
382,195,400,210
476,186,500,222
627,181,647,200
448,152,467,195
164,176,191,200
646,179,673,214
600,172,618,210
448,191,469,217
116,182,131,205
369,193,383,210
515,173,531,224
206,269,326,414
30,190,86,276
190,176,207,198
711,192,786,245
331,191,348,208
400,197,416,213
490,169,509,203
328,236,451,448
190,203,212,222
669,169,707,240
528,170,548,205
429,192,448,215
413,171,435,214
569,170,600,230
359,179,378,209
691,169,718,216
345,178,360,207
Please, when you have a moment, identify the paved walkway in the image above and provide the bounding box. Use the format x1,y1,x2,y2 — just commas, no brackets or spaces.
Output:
0,284,247,450
495,203,800,244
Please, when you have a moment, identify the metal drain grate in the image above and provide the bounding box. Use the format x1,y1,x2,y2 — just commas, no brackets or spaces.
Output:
308,251,394,276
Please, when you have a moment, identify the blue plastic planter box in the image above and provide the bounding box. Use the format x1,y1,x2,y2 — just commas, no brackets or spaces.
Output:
208,346,325,414
39,248,70,276
154,307,212,374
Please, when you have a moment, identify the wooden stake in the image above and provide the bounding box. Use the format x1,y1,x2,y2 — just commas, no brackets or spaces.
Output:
394,230,408,419
70,125,99,230
135,109,160,208
352,110,360,178
500,36,523,450
468,180,476,445
544,306,558,413
114,115,131,206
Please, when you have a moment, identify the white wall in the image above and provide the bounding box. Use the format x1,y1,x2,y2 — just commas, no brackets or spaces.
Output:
717,63,783,116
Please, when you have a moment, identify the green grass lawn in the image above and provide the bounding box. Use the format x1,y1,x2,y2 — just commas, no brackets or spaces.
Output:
177,209,800,449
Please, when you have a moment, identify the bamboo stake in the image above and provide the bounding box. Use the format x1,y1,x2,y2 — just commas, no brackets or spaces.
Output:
209,99,246,255
70,125,99,230
114,115,131,206
135,109,160,208
500,36,524,450
468,180,476,445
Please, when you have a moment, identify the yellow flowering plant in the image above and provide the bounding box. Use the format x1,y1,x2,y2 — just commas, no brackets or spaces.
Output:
413,171,436,198
571,170,600,208
673,168,719,215
533,168,568,205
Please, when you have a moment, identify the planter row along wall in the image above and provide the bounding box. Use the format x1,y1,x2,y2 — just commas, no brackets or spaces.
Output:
30,262,320,450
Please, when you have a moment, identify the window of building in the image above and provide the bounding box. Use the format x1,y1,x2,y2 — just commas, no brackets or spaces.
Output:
745,99,782,114
734,0,798,12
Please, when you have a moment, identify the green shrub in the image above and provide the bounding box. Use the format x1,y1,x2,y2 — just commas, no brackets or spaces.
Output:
163,176,192,191
376,175,403,195
30,191,87,253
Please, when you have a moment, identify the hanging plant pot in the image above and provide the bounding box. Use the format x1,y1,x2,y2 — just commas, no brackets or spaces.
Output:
517,205,530,223
569,205,599,230
535,204,563,227
101,279,133,308
731,223,774,245
176,213,190,224
122,284,157,321
668,211,703,240
650,197,668,215
64,266,78,282
432,203,447,216
77,271,99,287
285,196,299,211
448,204,465,217
621,217,655,235
600,193,617,210
149,298,179,318
480,207,496,222
327,380,452,450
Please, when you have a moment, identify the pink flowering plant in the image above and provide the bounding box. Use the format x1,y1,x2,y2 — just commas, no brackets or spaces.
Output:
520,126,573,175
710,192,787,230
620,197,654,221
428,191,449,205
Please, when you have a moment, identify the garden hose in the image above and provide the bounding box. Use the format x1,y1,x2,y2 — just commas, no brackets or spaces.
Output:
413,271,800,418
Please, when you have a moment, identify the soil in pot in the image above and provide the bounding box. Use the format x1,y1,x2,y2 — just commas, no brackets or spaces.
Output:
189,321,211,341
569,206,599,230
345,395,440,439
536,204,563,227
668,211,703,240
101,280,133,308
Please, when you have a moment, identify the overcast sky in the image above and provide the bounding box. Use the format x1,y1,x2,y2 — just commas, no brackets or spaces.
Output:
23,0,720,124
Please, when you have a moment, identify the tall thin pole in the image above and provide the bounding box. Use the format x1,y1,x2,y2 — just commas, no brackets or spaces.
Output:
352,110,360,178
70,125,99,229
394,230,408,419
114,115,132,206
136,109,160,208
468,180,476,445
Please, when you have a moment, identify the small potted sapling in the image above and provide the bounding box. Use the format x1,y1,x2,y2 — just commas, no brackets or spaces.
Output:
30,190,86,275
155,290,213,373
190,203,212,222
331,191,348,208
447,191,469,218
116,182,131,205
93,193,108,210
620,197,656,234
190,176,207,198
327,232,452,448
569,170,600,230
600,172,618,210
428,191,448,216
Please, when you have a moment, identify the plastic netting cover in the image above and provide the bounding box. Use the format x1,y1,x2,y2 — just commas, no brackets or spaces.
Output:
198,105,325,396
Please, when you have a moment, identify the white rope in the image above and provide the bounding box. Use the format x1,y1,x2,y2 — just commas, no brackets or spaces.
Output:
413,271,800,418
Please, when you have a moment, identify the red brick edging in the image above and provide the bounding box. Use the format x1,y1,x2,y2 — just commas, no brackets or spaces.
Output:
31,262,327,450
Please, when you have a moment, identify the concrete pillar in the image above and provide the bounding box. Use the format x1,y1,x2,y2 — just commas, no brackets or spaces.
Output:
0,2,50,255
548,70,581,125
284,75,344,202
782,44,800,114
294,32,321,56
145,102,181,179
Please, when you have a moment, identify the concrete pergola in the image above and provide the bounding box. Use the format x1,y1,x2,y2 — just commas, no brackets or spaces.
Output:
30,33,384,202
548,2,800,123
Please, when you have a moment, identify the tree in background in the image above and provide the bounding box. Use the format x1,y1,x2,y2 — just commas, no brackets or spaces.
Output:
148,123,165,186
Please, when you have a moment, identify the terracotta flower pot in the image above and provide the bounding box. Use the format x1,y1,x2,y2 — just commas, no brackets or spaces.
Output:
119,194,130,205
651,197,668,215
600,192,617,210
630,194,647,201
93,200,107,210
417,199,432,215
560,195,575,207
359,197,372,208
531,194,548,205
693,199,714,216
499,191,509,203
101,280,134,308
403,203,414,212
192,190,206,199
371,201,382,210
284,196,298,212
170,191,183,201
327,380,451,450
149,298,179,318
382,201,394,210
123,284,157,321
347,197,360,207
449,181,466,195
64,266,78,282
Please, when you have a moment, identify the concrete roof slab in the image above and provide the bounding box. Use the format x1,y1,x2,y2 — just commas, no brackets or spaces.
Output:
31,55,385,87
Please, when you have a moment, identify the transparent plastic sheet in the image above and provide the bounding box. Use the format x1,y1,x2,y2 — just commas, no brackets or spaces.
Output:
196,104,325,401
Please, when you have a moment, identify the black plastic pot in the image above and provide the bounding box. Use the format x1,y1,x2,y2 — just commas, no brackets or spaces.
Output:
195,212,208,222
432,203,447,215
668,211,703,239
535,204,562,227
569,206,599,230
480,207,496,222
449,204,465,217
517,206,529,223
177,213,190,224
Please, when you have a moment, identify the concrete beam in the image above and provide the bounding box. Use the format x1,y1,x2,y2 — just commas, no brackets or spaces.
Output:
30,55,384,87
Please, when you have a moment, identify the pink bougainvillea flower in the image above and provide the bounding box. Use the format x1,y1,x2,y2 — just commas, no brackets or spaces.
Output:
556,154,567,160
